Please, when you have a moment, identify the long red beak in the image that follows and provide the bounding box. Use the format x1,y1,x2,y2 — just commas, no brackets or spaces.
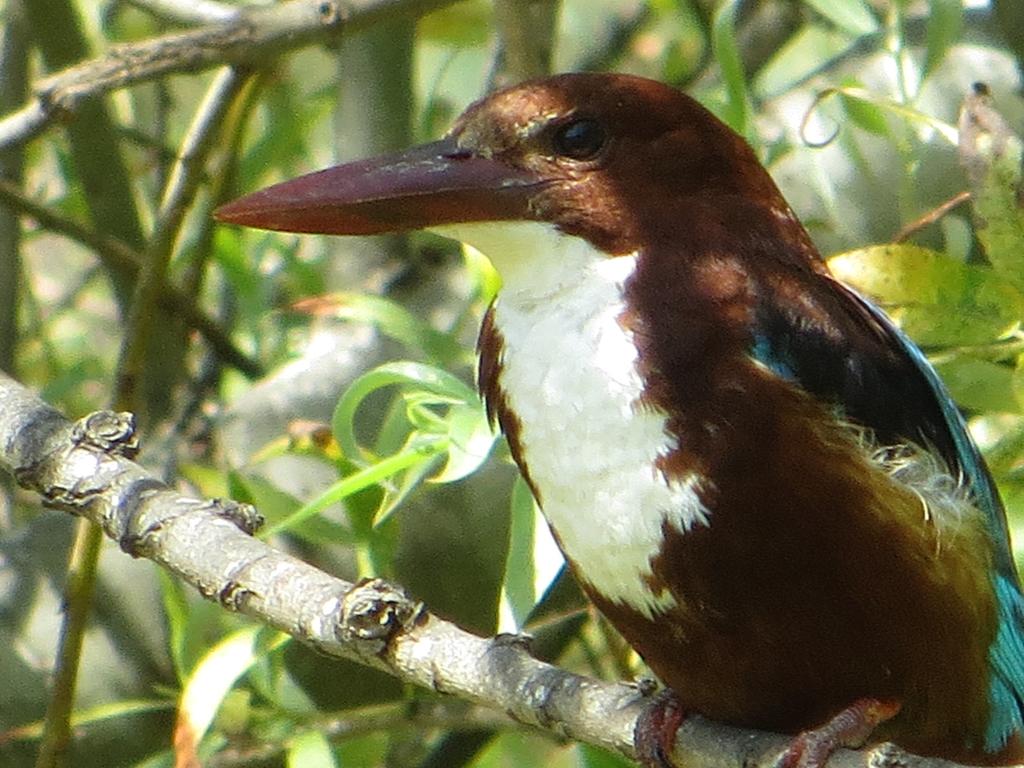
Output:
215,137,544,235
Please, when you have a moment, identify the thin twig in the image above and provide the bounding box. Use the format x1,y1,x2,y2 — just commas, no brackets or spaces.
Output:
0,102,46,151
492,0,559,86
160,73,266,478
0,0,25,520
0,0,29,378
115,67,250,417
893,191,972,242
25,0,148,298
205,700,521,768
0,0,460,153
0,179,263,378
35,511,104,768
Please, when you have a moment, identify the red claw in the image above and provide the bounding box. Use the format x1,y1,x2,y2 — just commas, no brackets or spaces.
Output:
776,698,903,768
634,689,688,768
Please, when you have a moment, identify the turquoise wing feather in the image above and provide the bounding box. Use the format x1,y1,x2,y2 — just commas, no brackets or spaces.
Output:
750,278,1024,752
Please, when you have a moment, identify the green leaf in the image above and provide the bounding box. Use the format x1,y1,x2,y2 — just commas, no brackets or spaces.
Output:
231,471,356,546
158,574,235,680
177,627,289,757
959,90,1024,295
333,361,477,463
299,292,464,365
462,241,502,305
1012,354,1024,413
711,0,750,137
404,391,456,434
498,476,564,632
313,361,493,536
432,401,498,483
801,0,879,36
372,451,439,528
923,0,964,80
809,86,959,144
578,743,636,768
238,77,333,190
333,733,388,768
418,0,492,46
261,436,447,538
828,244,1024,346
972,413,1024,475
499,475,539,631
287,730,338,768
212,226,275,321
754,25,858,99
941,214,974,263
178,462,230,499
159,572,191,680
839,86,890,136
933,355,1016,414
213,689,251,737
1001,479,1024,567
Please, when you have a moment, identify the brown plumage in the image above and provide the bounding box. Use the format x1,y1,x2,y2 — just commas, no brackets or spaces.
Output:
218,73,1024,766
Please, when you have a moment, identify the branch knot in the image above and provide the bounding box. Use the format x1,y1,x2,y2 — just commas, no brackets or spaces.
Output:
72,410,139,458
205,497,263,535
336,578,423,655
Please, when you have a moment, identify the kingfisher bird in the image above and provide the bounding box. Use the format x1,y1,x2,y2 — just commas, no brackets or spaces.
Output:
217,74,1024,767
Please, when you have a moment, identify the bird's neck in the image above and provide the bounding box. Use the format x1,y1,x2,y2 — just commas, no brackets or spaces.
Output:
432,220,611,303
462,221,711,616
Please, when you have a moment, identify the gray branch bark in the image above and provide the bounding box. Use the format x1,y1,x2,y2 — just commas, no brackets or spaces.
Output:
0,372,982,768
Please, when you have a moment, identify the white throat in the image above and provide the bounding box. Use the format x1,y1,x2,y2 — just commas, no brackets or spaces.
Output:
434,221,710,616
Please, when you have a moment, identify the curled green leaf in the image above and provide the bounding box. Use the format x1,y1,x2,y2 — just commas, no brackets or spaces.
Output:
959,85,1024,294
828,244,1024,346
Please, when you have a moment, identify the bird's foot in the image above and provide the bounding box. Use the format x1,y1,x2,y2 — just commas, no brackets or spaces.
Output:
634,688,687,768
775,698,902,768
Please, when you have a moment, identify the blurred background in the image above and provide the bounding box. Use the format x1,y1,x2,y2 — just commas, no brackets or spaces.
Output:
2,0,1024,766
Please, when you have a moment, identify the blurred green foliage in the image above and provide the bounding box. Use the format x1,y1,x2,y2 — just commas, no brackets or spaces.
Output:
3,1,1024,767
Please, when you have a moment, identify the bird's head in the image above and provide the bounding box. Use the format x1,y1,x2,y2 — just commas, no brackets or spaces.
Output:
216,73,797,264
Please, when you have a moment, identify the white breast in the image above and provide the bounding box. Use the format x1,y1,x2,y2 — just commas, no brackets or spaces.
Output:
434,221,710,616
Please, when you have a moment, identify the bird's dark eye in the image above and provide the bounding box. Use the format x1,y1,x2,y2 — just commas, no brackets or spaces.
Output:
552,118,607,160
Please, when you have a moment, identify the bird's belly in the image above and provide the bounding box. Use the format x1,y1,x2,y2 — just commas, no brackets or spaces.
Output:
491,256,709,618
585,390,1001,759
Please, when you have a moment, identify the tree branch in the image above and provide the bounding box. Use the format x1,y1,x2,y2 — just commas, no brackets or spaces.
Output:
492,0,560,85
0,0,459,153
0,372,989,768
